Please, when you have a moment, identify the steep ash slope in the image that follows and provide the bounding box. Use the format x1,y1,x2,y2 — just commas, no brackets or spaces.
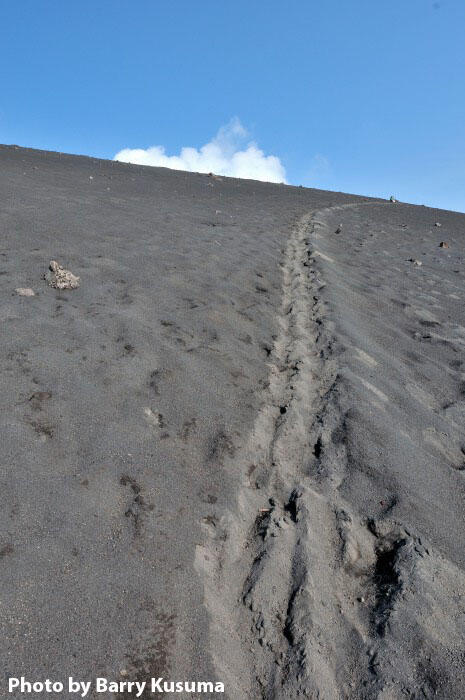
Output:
1,145,464,699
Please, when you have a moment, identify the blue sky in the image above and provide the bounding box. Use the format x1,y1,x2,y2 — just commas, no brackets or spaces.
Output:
1,1,464,211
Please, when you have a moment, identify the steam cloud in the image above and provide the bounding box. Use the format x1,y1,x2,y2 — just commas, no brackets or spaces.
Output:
114,118,286,184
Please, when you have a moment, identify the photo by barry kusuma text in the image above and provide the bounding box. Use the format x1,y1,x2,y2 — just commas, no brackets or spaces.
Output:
7,677,225,696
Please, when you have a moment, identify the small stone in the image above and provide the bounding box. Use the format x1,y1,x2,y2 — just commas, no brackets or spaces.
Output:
439,241,449,248
408,258,422,266
434,222,441,227
358,596,365,603
45,260,80,290
16,287,35,296
29,391,52,403
390,196,397,203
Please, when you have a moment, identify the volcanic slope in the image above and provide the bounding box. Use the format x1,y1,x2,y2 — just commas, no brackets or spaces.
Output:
0,145,464,699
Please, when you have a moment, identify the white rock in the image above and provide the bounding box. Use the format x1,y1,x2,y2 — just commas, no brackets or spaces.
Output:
45,261,80,289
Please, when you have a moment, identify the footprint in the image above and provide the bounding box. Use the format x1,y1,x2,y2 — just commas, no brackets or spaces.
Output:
179,418,196,441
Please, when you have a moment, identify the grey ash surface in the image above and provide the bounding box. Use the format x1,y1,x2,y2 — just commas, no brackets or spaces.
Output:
0,145,464,699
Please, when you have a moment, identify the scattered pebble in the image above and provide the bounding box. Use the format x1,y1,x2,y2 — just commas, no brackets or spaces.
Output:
390,196,397,203
30,391,52,402
45,260,80,290
15,287,35,296
434,222,441,227
335,225,343,234
357,596,365,603
439,241,449,248
408,259,423,266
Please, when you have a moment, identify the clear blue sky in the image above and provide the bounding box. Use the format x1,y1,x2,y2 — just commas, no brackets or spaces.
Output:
1,1,464,211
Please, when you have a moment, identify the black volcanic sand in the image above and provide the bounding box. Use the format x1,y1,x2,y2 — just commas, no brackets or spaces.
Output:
0,145,464,699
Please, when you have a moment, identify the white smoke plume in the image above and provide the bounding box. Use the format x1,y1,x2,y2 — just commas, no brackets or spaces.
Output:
114,118,286,183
